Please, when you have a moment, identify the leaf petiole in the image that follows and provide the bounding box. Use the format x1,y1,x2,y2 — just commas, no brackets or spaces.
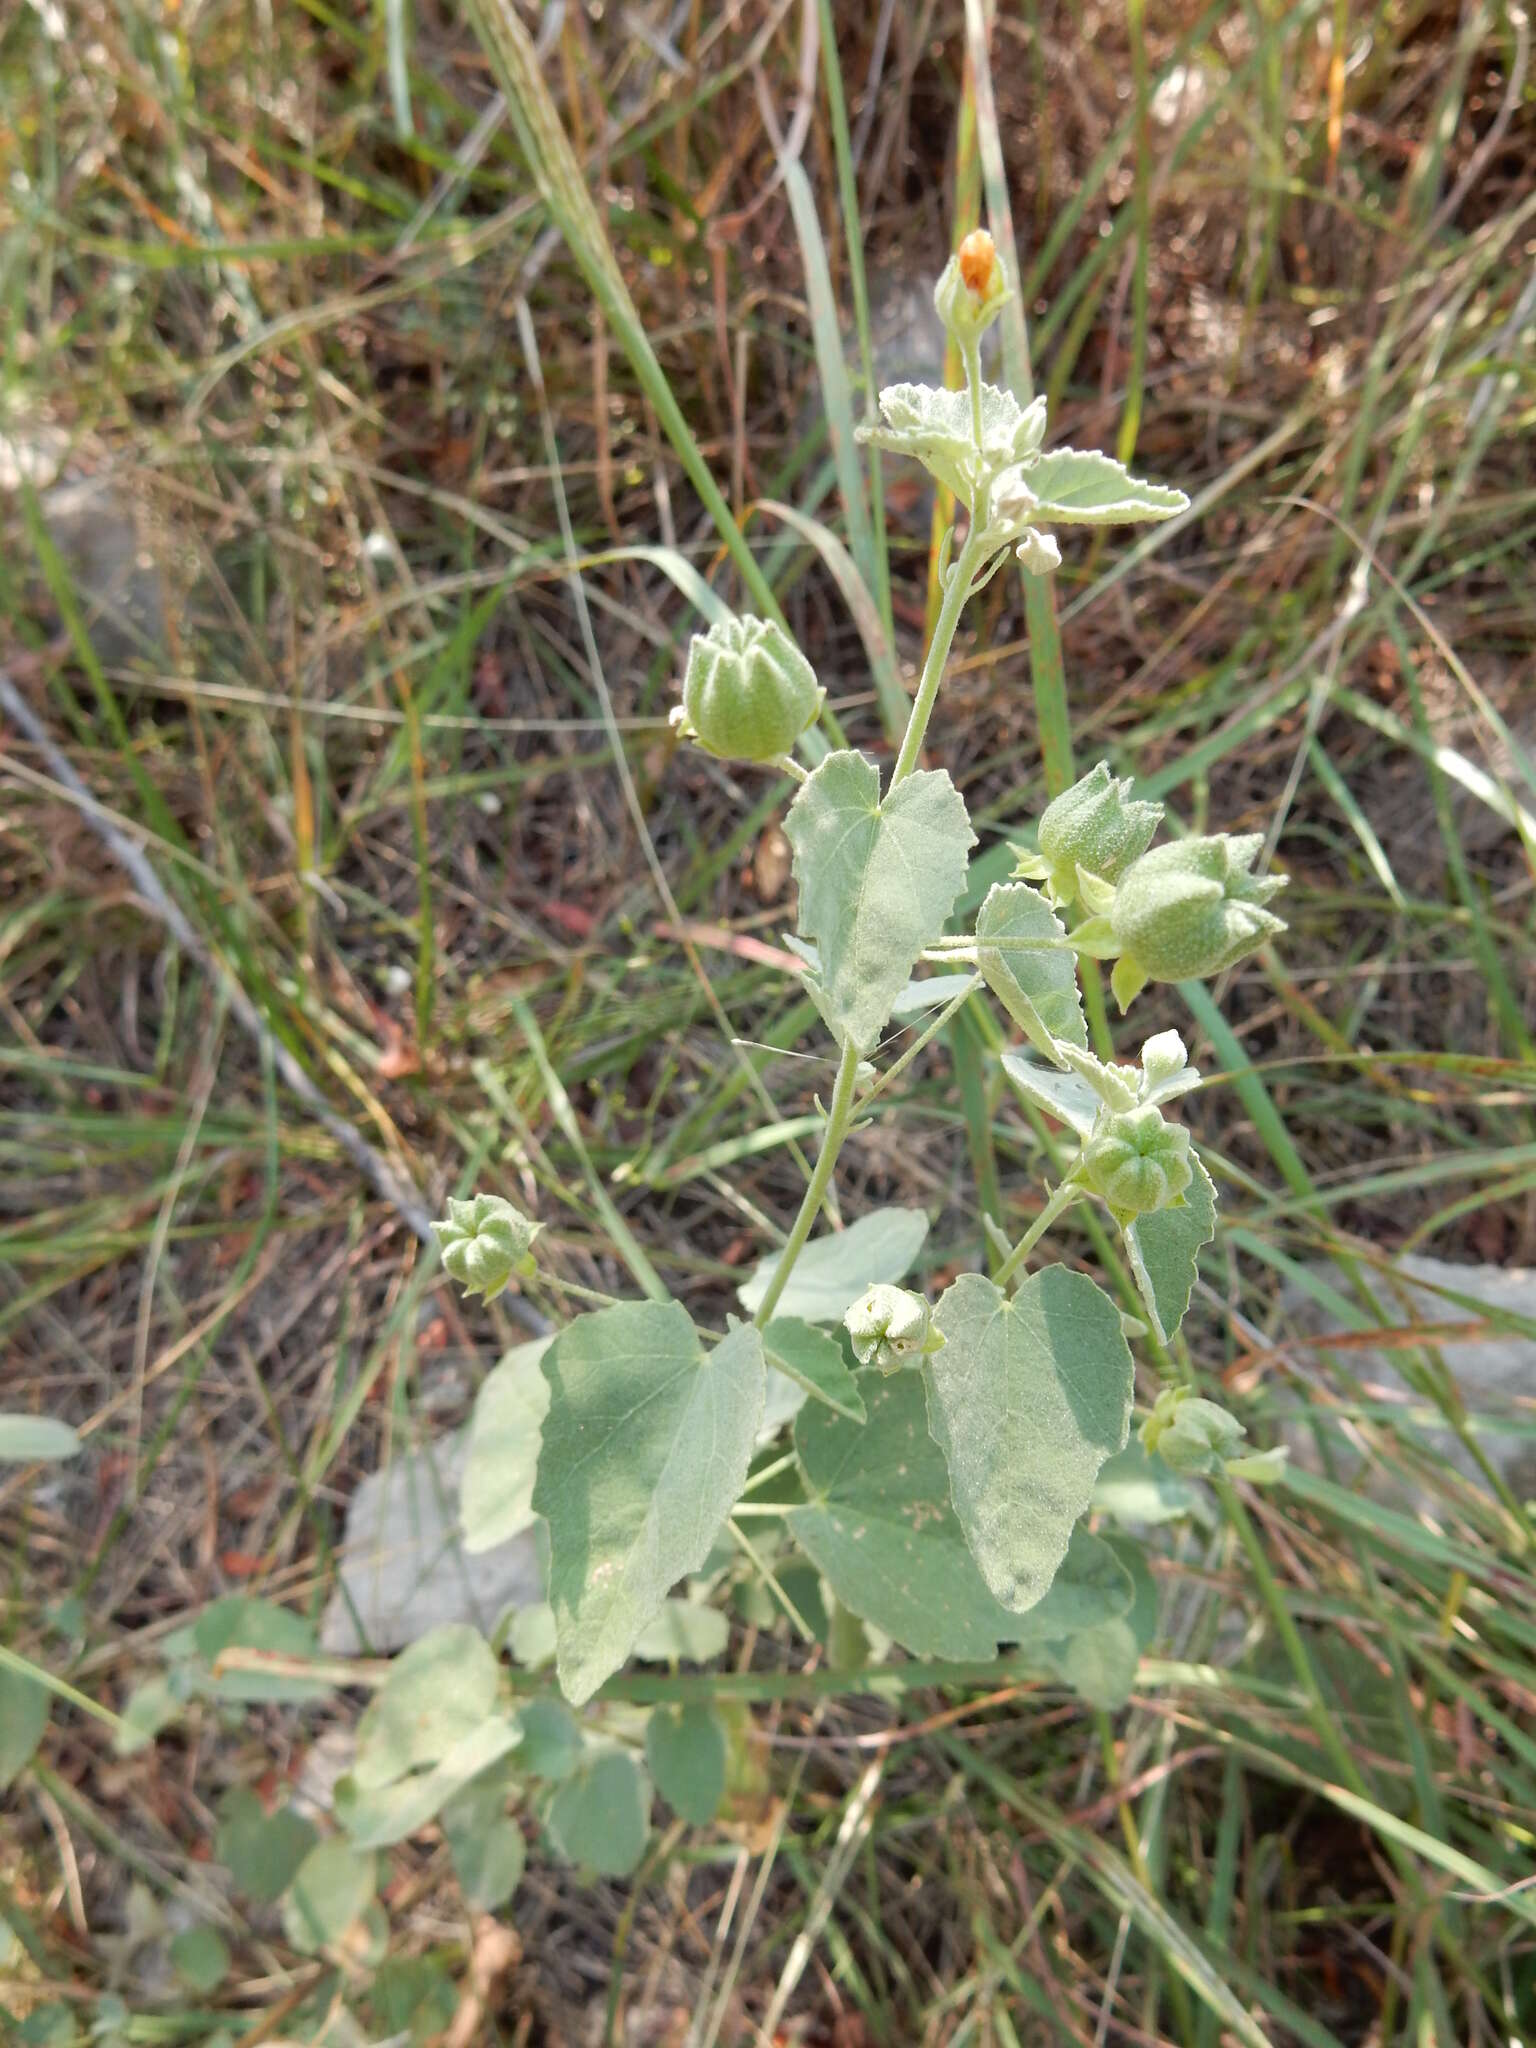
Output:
992,1179,1082,1290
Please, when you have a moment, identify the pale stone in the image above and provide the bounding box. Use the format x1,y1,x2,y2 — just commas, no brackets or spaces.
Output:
320,1427,542,1655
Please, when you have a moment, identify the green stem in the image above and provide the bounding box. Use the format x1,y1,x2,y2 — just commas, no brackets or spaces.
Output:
857,975,981,1108
751,1039,864,1327
753,510,995,1319
993,1180,1081,1290
891,522,989,787
963,338,984,447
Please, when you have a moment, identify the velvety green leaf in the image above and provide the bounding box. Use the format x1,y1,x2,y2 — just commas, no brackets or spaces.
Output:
1000,1051,1100,1135
737,1207,928,1323
444,1806,525,1911
0,1662,50,1789
928,1269,1134,1613
975,883,1086,1058
190,1597,330,1703
0,1415,80,1463
545,1749,652,1878
1040,1618,1141,1708
764,1317,866,1421
784,750,975,1052
1009,1526,1134,1642
336,1717,522,1850
630,1599,729,1665
787,1372,1021,1660
281,1839,377,1954
1093,1441,1203,1527
461,1338,552,1554
534,1304,764,1704
215,1788,317,1905
646,1703,727,1825
353,1624,501,1789
515,1697,582,1780
1014,447,1188,525
861,380,1045,505
168,1926,230,1993
508,1602,556,1670
1123,1152,1217,1344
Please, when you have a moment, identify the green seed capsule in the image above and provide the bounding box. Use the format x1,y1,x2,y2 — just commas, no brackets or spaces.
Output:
1076,1105,1192,1224
1034,762,1162,907
1109,834,1288,987
678,616,824,764
432,1193,541,1301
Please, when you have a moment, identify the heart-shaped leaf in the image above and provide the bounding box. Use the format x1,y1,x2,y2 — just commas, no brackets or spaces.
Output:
737,1206,928,1324
545,1749,652,1877
1123,1154,1217,1344
975,882,1086,1059
787,1372,1022,1660
461,1338,551,1554
785,750,974,1053
928,1268,1133,1614
534,1304,764,1704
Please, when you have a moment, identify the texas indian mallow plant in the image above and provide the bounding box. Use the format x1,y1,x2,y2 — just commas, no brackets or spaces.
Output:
438,229,1289,1707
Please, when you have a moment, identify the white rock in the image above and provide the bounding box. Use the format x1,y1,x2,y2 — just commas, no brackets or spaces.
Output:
320,1426,542,1655
1283,1255,1536,1497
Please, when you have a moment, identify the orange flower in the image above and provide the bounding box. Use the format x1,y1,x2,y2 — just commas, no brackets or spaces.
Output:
958,228,996,295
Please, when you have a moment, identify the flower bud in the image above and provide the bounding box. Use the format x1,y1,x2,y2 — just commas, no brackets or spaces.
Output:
433,1193,541,1301
958,228,997,295
934,230,1010,349
1014,529,1061,576
1109,834,1288,990
843,1284,943,1374
1076,1104,1192,1224
678,616,824,764
1139,1385,1283,1481
1139,1386,1244,1472
1035,763,1163,907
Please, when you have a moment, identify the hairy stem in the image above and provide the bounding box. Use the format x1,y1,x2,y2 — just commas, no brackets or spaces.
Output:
857,976,981,1108
993,1178,1081,1289
751,1038,864,1327
963,337,984,447
891,521,989,787
756,518,994,1318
